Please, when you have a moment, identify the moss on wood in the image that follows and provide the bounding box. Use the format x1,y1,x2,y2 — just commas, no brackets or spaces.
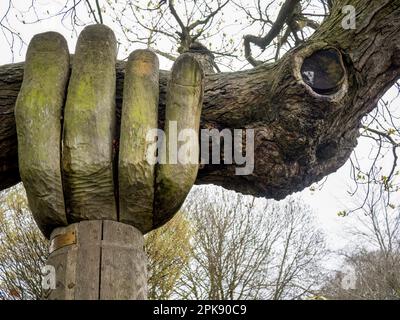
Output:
15,32,70,237
154,54,204,229
118,50,159,233
62,25,118,222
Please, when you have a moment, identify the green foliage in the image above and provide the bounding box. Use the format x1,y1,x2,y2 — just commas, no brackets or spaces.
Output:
0,185,48,300
337,210,348,217
146,212,192,300
0,185,192,300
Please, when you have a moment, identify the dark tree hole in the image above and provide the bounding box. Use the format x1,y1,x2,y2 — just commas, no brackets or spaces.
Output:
301,48,345,95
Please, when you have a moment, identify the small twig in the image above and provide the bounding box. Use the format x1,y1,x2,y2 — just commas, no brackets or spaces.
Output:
363,125,399,188
95,0,103,24
85,0,99,23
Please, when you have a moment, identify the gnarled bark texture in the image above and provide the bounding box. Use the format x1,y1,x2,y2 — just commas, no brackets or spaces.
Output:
1,0,400,199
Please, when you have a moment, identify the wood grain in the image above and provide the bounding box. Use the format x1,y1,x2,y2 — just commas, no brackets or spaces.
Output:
62,25,118,222
118,50,159,233
45,220,147,300
154,54,204,228
14,32,70,238
100,220,147,299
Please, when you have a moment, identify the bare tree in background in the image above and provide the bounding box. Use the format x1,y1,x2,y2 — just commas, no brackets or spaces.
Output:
0,1,330,64
0,185,48,300
146,211,192,300
322,250,400,300
0,186,192,300
0,184,327,300
176,187,327,300
321,185,400,300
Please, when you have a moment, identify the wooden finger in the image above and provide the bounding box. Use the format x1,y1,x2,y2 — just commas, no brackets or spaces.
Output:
15,32,70,237
62,25,117,222
153,54,204,229
118,49,159,233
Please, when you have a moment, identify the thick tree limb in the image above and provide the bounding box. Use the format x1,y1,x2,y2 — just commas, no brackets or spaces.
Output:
243,0,301,66
1,0,400,200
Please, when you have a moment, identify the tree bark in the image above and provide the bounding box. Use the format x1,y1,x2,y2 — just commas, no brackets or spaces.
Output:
1,0,399,199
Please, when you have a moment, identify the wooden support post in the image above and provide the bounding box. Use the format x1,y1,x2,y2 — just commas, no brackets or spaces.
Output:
44,220,147,300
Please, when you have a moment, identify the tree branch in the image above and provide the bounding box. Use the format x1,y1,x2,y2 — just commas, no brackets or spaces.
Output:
243,0,300,66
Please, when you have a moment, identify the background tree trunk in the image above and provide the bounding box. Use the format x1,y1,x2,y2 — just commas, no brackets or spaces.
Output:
0,0,399,199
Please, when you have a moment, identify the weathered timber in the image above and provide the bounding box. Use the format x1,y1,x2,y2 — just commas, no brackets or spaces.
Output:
1,0,400,200
154,54,204,228
100,220,147,299
118,50,159,233
14,32,70,237
45,220,146,300
62,25,118,222
45,220,102,299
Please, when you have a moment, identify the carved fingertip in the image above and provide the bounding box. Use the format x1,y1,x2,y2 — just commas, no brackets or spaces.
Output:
28,32,69,55
79,24,117,49
127,49,159,76
128,49,158,62
171,53,204,86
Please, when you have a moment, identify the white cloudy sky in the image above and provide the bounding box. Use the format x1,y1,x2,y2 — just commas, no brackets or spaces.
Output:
0,0,398,266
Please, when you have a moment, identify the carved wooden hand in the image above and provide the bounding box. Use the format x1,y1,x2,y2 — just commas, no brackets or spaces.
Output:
15,25,204,238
